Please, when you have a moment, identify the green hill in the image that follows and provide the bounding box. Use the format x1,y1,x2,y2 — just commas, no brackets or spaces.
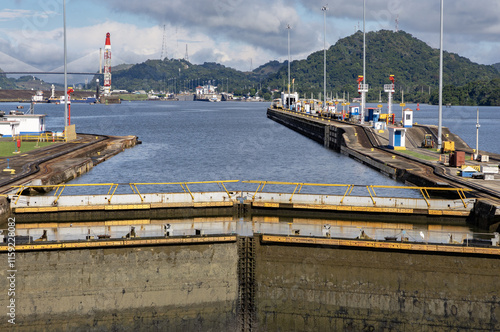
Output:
79,30,500,104
102,58,263,96
264,30,500,102
0,69,19,89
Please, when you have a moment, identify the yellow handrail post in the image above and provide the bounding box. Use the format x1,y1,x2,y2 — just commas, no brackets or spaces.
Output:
183,183,194,200
53,185,66,205
419,188,431,207
132,184,144,202
219,181,232,200
107,184,115,195
14,186,25,205
252,182,263,201
128,183,136,194
298,184,304,194
457,189,468,208
289,183,300,202
340,185,352,204
107,184,119,203
348,185,355,195
366,186,376,205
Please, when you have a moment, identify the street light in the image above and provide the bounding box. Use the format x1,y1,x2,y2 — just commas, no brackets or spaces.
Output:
361,0,366,124
322,5,328,113
286,24,291,109
63,0,68,127
437,0,444,150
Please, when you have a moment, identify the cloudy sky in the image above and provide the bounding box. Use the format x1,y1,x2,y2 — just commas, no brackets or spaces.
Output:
1,0,500,83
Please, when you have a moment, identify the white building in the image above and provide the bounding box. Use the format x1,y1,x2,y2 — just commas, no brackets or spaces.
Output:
0,120,20,137
196,85,217,95
32,90,44,102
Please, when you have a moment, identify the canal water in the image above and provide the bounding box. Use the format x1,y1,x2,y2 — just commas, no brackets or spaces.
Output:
6,101,498,197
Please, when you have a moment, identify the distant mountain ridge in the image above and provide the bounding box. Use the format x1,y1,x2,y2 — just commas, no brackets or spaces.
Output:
264,30,500,100
2,30,499,105
103,30,500,103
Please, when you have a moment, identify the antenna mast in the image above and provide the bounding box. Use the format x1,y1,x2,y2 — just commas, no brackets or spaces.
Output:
161,25,167,60
395,15,399,32
184,44,189,61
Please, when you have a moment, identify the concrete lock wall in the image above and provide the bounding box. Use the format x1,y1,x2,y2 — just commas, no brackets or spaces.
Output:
0,242,239,331
254,239,500,331
2,237,500,331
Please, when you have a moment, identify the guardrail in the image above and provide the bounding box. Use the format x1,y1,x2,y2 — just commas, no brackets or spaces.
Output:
242,180,473,208
12,180,240,205
12,133,66,143
11,180,474,209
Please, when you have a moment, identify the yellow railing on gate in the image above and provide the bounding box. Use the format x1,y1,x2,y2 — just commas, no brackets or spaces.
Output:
12,133,66,143
11,180,240,205
242,180,473,208
10,180,473,208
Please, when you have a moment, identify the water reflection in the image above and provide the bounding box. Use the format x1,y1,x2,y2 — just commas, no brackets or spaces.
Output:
13,217,494,247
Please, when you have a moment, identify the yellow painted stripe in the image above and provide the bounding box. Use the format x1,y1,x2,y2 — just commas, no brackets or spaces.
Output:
261,235,500,256
0,235,237,252
193,201,233,208
104,219,151,226
104,204,151,210
293,204,414,214
150,202,193,208
442,210,469,216
293,203,334,210
58,205,106,211
253,202,280,208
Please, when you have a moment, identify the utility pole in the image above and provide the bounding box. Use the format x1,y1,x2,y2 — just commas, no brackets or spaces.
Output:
63,0,68,127
287,24,291,109
360,0,367,124
438,0,444,151
322,5,328,113
475,108,480,159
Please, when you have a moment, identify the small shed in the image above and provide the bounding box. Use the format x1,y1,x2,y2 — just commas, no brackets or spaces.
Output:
2,114,46,136
388,127,407,150
350,106,360,116
0,120,20,137
403,108,413,128
461,166,478,178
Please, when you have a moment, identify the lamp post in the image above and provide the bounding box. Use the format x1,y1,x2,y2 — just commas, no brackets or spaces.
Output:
437,0,444,151
286,24,291,109
475,108,480,159
360,0,366,124
322,5,328,113
63,0,68,127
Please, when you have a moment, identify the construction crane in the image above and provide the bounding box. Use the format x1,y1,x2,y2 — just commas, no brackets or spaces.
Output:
103,32,112,96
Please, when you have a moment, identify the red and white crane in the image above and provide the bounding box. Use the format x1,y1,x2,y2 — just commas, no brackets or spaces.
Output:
103,32,112,96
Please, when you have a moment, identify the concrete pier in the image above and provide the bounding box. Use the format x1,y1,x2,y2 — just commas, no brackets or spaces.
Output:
267,108,500,230
0,134,139,224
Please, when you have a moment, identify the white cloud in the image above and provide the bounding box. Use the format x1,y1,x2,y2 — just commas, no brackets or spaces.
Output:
2,0,500,83
0,9,32,21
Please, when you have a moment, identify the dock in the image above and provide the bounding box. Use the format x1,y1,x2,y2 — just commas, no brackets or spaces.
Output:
267,108,500,230
1,109,500,331
0,133,139,223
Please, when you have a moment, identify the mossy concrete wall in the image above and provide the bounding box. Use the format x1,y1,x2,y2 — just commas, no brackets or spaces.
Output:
0,242,238,331
2,238,499,331
255,241,500,331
